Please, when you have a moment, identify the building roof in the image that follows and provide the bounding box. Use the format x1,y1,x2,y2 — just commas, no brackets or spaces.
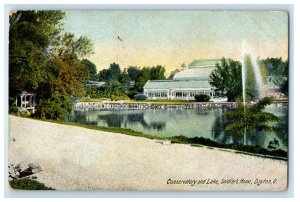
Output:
144,79,213,90
188,59,221,69
173,67,215,80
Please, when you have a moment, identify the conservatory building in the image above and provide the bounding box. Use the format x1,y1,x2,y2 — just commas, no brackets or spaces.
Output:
143,59,220,100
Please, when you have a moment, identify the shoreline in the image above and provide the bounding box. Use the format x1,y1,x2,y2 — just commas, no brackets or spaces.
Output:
8,115,287,191
11,115,288,160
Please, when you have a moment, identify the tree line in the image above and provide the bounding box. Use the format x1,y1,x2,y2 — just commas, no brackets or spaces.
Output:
87,64,166,100
9,11,95,120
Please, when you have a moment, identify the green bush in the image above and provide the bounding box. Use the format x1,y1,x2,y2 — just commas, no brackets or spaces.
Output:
9,179,54,190
19,110,32,117
9,106,19,114
133,94,147,100
35,100,69,121
194,94,210,102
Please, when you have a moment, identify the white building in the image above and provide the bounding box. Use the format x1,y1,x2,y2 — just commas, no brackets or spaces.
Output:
143,59,220,100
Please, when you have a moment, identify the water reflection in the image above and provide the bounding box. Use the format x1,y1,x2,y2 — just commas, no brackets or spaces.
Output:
68,106,288,151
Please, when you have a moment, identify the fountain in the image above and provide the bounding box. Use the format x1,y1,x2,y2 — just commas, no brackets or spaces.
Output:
241,41,266,144
242,41,266,101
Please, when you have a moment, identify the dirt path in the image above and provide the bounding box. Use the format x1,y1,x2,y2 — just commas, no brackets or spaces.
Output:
8,115,287,191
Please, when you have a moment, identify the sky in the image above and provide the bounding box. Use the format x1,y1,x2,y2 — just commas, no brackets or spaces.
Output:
62,11,288,74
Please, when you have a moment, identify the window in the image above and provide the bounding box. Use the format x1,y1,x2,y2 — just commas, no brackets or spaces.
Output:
161,92,167,97
176,92,183,97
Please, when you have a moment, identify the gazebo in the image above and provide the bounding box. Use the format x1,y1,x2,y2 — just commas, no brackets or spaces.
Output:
15,91,36,113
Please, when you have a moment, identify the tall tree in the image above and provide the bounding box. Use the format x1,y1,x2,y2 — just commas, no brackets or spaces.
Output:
150,65,166,80
9,11,65,97
98,63,122,82
81,59,97,80
127,66,141,81
209,58,242,102
9,11,94,120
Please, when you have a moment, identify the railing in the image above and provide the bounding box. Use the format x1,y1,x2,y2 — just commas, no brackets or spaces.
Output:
75,102,238,111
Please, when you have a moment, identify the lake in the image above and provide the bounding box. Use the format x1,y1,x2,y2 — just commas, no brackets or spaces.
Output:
68,105,288,151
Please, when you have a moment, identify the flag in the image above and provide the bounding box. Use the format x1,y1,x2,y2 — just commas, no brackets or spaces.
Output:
117,36,123,42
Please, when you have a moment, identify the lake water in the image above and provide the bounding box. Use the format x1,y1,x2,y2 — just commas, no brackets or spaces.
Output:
68,105,288,151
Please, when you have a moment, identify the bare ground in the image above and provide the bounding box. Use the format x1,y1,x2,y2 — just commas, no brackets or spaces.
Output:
8,115,287,191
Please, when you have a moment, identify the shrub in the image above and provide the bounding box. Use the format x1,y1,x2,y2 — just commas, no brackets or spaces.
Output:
134,94,147,100
19,109,32,117
9,106,19,114
194,94,210,102
35,100,69,121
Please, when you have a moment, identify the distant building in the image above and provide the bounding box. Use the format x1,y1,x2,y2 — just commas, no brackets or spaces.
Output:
86,80,105,87
143,59,220,100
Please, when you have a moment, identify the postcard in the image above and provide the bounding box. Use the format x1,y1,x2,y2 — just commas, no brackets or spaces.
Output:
8,10,288,191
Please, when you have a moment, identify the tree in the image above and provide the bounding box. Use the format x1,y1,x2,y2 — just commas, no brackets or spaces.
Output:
127,66,141,81
168,69,181,79
109,63,122,81
54,33,93,60
262,57,288,97
102,80,128,100
150,65,166,80
135,65,166,91
9,11,94,120
98,63,121,82
224,97,280,136
81,59,97,80
9,11,65,97
209,58,242,102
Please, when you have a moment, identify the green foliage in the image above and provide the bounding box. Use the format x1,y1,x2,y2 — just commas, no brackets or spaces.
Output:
55,33,94,60
194,94,210,102
261,57,288,97
9,179,54,190
9,11,94,121
134,94,148,100
169,135,287,158
81,59,97,80
150,65,166,80
9,106,19,114
9,11,66,97
209,56,270,102
97,64,167,99
209,58,242,102
127,66,141,81
19,110,32,117
224,97,280,136
99,81,128,101
98,63,121,82
85,86,103,99
35,97,71,121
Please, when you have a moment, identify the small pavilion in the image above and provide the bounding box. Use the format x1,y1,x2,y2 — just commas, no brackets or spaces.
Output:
15,91,36,113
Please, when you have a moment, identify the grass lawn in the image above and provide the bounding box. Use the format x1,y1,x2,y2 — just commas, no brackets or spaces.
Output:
9,179,54,190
